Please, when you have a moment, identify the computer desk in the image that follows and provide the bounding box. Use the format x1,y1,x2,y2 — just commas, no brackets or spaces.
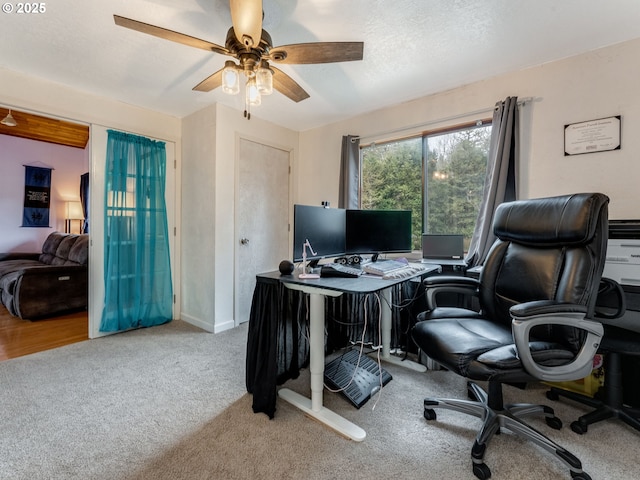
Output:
274,264,440,442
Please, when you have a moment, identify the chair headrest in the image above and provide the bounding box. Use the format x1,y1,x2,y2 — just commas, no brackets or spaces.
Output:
493,193,609,246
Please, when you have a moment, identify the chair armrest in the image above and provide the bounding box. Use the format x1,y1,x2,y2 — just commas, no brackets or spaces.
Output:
510,300,588,318
510,300,603,382
594,277,626,320
423,275,479,310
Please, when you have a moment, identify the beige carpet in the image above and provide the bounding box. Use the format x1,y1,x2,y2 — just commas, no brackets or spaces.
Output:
0,320,638,479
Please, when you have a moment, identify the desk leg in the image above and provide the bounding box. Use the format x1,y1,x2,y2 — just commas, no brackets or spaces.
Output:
376,287,427,373
278,292,366,442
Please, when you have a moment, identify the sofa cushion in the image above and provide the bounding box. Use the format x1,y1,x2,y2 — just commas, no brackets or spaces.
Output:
36,233,88,266
51,236,79,266
67,234,89,266
0,259,43,279
39,232,67,264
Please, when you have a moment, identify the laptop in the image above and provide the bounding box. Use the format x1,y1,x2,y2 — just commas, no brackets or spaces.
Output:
421,234,467,266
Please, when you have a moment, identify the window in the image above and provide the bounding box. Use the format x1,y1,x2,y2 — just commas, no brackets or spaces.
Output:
360,122,492,252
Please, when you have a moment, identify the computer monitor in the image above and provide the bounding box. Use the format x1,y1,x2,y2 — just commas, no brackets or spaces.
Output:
345,209,412,258
292,204,347,262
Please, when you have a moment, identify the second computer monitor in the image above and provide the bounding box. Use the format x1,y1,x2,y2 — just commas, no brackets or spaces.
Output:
346,209,412,256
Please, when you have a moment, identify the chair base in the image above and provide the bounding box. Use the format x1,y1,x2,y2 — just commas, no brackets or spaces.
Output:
547,351,640,434
423,381,591,480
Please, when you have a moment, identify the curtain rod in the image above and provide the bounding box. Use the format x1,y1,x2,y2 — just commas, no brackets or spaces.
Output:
353,97,533,144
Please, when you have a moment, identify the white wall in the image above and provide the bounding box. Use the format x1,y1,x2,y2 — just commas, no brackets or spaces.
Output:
180,105,217,331
180,103,298,333
298,37,640,220
0,135,88,252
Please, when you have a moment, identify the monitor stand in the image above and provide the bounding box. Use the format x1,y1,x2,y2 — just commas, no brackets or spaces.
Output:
300,272,320,279
300,258,321,279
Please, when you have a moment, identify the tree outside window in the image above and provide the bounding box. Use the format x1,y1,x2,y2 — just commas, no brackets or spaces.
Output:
360,123,491,252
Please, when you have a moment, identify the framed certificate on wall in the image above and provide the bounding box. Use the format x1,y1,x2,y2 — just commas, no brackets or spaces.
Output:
564,116,621,156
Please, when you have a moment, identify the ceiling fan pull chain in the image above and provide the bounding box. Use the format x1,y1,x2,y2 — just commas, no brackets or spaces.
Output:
244,90,251,120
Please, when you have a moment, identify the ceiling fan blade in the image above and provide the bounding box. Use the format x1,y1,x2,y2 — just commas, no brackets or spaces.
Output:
193,69,224,92
229,0,263,48
269,42,364,64
114,15,229,56
271,66,310,103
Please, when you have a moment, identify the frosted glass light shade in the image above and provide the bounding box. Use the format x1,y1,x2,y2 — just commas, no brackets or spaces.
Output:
246,78,261,106
222,61,240,95
256,64,273,95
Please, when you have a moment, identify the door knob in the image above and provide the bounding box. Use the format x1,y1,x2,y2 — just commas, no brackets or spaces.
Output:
240,238,250,245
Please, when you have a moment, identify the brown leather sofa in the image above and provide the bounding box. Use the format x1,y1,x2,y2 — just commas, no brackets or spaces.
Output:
0,232,88,319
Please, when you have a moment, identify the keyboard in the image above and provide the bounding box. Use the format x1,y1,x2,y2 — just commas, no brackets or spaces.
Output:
320,263,364,278
381,264,431,280
362,259,409,276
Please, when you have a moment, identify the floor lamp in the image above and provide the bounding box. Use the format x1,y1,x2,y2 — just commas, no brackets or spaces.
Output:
65,201,84,234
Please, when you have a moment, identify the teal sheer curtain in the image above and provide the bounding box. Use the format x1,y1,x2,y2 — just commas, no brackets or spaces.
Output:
100,130,173,332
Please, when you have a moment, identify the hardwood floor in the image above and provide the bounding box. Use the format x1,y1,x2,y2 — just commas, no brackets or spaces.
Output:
0,305,88,361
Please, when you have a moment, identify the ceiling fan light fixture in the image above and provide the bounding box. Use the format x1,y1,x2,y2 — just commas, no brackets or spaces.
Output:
256,62,273,95
1,109,17,127
246,77,261,106
112,2,364,121
222,61,240,95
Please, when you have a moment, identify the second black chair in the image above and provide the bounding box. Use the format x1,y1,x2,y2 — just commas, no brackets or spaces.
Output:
547,277,640,434
412,193,610,480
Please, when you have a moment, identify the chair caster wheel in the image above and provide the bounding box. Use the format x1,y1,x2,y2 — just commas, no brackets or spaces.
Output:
546,389,560,401
546,416,563,430
570,420,588,435
472,462,491,479
424,408,437,421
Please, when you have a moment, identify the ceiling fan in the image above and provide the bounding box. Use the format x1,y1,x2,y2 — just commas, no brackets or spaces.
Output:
114,0,364,116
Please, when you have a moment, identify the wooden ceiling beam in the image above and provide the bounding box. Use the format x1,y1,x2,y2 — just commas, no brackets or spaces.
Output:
0,108,89,149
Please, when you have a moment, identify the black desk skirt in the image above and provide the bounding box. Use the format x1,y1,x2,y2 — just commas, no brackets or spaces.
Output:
245,274,425,418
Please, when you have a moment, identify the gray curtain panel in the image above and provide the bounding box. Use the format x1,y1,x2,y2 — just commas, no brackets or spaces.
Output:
466,96,519,267
338,135,360,209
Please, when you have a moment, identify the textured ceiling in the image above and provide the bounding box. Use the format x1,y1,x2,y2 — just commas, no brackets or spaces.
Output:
1,0,639,131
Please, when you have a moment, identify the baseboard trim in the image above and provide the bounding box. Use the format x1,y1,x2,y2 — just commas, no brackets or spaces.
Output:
180,313,214,333
179,313,236,334
213,319,235,334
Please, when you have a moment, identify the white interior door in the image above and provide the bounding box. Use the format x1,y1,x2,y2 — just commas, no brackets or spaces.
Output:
235,138,290,324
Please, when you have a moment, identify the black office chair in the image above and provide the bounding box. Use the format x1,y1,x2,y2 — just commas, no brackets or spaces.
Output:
547,277,640,434
411,193,610,480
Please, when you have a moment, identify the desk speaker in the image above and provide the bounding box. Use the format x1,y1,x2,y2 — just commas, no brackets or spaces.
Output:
279,260,294,275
